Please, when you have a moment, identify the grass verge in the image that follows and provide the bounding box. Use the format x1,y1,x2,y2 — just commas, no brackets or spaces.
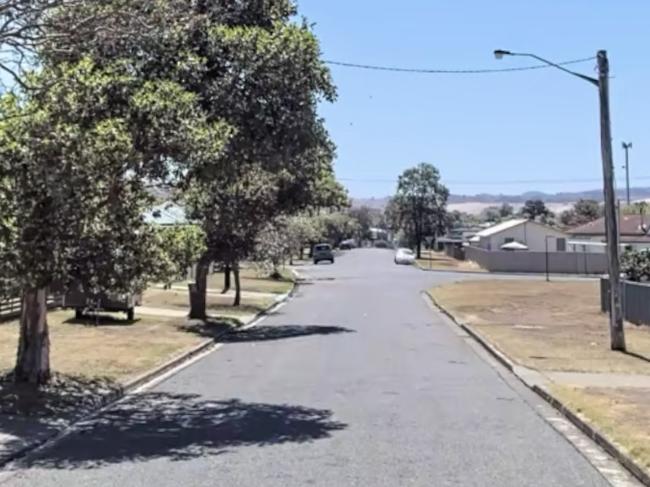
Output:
551,384,650,472
0,310,208,383
430,279,650,374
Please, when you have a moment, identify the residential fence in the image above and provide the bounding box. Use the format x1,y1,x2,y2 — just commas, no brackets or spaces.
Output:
600,277,650,326
0,294,62,321
465,246,608,274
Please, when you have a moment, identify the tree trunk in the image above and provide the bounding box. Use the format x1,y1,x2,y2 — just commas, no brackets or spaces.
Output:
233,262,241,307
416,238,422,259
189,253,211,319
222,264,231,294
14,287,51,384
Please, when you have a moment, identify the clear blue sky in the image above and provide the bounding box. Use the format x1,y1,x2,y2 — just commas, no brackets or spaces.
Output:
298,0,650,198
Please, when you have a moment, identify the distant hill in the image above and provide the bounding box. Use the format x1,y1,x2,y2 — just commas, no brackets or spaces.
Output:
352,187,650,215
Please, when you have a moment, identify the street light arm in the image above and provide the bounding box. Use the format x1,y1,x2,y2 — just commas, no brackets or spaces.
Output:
513,52,599,86
497,50,599,86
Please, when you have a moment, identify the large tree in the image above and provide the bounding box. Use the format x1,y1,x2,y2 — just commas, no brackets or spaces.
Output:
393,163,449,258
520,199,554,224
175,3,337,318
0,1,230,383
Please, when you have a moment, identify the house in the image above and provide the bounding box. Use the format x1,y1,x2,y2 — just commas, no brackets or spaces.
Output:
568,215,650,253
469,218,569,252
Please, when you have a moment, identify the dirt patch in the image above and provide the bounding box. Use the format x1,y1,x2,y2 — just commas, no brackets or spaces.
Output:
551,385,650,471
430,280,650,374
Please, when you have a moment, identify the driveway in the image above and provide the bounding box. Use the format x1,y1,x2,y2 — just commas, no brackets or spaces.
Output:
1,249,613,486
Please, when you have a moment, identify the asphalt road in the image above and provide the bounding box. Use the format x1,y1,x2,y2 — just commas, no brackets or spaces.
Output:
2,249,612,486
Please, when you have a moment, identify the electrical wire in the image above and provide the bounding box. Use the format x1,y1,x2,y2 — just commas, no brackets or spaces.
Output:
338,175,650,186
325,56,596,75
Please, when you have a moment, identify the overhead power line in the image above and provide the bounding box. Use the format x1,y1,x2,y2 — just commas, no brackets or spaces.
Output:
338,175,650,186
325,56,596,75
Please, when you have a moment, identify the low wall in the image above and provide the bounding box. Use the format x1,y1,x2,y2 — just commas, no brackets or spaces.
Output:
465,246,607,274
601,278,650,326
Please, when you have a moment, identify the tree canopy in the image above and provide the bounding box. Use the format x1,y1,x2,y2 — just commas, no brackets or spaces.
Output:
391,163,449,258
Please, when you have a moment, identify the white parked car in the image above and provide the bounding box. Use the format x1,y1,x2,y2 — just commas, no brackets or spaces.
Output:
394,248,416,265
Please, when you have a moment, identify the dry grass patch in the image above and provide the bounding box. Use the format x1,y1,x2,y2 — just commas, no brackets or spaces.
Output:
430,280,650,374
206,267,294,294
551,385,650,471
0,310,207,382
417,251,485,273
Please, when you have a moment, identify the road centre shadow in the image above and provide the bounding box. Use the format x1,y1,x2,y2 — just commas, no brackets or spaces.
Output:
23,392,347,469
221,325,355,343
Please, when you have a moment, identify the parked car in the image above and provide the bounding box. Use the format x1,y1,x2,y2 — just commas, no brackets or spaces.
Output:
339,239,356,250
313,243,335,264
394,248,416,265
63,282,141,321
374,239,392,249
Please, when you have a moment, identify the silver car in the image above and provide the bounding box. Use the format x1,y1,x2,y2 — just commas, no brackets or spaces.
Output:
394,248,416,265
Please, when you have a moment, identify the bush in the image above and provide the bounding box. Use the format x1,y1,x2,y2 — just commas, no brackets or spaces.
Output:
621,248,650,282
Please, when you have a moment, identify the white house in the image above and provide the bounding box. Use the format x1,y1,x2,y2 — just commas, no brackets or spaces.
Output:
469,218,570,252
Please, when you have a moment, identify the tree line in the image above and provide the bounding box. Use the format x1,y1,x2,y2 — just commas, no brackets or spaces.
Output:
0,0,348,384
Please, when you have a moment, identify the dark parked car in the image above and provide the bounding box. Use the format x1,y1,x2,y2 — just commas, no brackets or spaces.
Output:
313,243,335,264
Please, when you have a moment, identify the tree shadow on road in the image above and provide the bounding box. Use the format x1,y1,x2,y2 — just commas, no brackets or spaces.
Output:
23,392,347,469
220,325,355,343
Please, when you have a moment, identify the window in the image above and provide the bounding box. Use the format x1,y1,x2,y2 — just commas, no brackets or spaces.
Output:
556,238,566,252
504,237,515,244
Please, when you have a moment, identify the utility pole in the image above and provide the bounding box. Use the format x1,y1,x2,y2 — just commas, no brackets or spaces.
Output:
622,142,632,206
598,50,626,351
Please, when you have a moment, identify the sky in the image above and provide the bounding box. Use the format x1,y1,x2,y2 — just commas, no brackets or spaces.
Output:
298,0,650,198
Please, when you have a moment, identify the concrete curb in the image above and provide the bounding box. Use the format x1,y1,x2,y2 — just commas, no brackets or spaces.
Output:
425,292,515,372
532,384,650,486
0,280,298,470
426,291,650,487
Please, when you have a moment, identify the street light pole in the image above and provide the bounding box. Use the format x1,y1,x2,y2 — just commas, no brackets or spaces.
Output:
494,49,625,351
622,142,633,206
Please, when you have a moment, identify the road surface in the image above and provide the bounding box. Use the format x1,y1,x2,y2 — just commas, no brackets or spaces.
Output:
2,250,614,486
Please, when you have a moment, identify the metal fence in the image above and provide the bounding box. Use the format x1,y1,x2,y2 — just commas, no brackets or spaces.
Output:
465,246,608,274
600,277,650,326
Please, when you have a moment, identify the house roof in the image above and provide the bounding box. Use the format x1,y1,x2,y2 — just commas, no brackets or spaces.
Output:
570,215,650,238
143,202,188,225
473,219,529,238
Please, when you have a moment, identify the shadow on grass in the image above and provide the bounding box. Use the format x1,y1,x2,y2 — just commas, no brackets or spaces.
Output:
0,372,121,419
178,317,243,339
22,392,346,469
221,325,355,343
63,314,139,326
620,350,650,364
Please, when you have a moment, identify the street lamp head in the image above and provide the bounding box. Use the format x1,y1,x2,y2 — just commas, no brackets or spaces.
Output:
622,142,633,149
494,49,512,60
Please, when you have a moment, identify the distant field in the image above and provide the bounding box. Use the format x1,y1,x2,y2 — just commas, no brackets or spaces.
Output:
447,201,574,216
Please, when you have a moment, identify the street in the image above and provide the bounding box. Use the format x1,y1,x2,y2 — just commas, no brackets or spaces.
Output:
2,250,612,486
